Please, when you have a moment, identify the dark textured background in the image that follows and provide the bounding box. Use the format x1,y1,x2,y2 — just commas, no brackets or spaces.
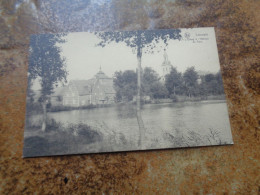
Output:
0,0,259,194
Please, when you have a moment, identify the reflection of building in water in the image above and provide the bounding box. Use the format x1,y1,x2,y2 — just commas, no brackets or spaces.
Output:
161,51,173,82
51,68,116,107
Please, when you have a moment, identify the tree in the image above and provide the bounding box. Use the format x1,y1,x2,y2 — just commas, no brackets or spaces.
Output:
183,67,199,97
199,71,225,96
95,29,182,147
150,82,168,99
142,67,167,98
114,68,168,101
113,70,137,101
215,71,225,95
28,33,67,131
26,77,35,104
165,67,183,96
204,73,215,82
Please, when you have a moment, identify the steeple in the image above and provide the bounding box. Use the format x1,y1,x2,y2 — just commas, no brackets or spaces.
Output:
161,51,173,82
163,51,169,64
95,66,109,79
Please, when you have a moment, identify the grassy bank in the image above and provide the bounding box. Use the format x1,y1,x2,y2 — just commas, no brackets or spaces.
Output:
26,95,226,115
23,120,103,157
48,103,118,112
151,95,226,104
24,117,231,157
23,118,137,157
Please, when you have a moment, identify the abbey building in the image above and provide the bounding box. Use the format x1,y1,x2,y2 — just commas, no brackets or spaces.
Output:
51,68,116,107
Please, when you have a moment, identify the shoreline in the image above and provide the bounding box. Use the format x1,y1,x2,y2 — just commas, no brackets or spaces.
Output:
47,95,226,113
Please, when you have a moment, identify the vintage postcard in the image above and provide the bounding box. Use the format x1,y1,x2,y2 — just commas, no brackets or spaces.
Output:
23,27,233,157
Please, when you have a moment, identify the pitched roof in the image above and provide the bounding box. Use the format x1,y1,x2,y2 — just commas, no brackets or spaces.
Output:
100,79,116,94
69,79,95,95
95,70,110,79
57,70,115,97
92,78,115,94
52,86,68,96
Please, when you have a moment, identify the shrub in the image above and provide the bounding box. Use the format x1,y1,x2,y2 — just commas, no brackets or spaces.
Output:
48,106,73,112
49,104,99,112
26,102,42,115
67,123,103,144
23,136,49,157
170,94,178,102
26,117,62,131
46,118,63,132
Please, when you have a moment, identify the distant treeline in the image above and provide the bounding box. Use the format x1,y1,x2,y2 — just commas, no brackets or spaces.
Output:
113,66,225,102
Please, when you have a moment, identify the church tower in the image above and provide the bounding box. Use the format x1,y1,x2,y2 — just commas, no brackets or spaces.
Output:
161,51,173,82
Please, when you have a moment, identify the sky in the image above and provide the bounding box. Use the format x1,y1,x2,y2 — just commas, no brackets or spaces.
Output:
59,27,221,81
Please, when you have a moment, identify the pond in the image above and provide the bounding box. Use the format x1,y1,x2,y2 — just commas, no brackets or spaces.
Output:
36,100,233,146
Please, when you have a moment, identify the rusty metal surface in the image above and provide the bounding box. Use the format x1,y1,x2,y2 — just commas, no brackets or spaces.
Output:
0,0,259,194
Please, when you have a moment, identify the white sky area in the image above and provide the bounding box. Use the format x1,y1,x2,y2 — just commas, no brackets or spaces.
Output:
60,27,220,81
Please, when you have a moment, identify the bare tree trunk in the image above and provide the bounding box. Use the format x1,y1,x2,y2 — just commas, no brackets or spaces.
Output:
137,55,145,148
41,100,47,131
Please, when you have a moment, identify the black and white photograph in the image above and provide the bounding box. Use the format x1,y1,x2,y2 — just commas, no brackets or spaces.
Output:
23,27,233,157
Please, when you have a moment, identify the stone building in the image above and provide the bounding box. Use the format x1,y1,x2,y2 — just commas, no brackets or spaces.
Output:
51,68,116,107
161,51,173,82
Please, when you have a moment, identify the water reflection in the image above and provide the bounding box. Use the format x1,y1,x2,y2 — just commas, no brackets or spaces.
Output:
42,100,232,144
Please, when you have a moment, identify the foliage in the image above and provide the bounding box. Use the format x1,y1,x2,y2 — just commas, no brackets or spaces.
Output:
183,66,199,97
95,29,182,57
113,70,137,101
165,67,183,95
142,67,168,98
113,67,225,102
67,123,103,143
23,136,49,157
24,120,103,157
149,82,168,99
200,71,225,96
215,71,225,94
26,116,62,130
113,68,169,101
163,128,228,148
26,102,43,115
26,77,35,103
28,33,68,131
183,67,198,85
29,33,68,101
